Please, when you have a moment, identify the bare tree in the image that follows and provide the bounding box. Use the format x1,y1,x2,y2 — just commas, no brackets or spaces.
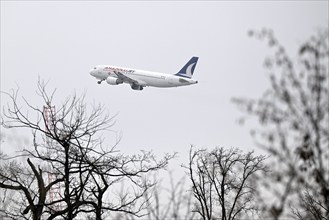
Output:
143,171,196,220
111,170,196,220
0,80,174,219
184,146,267,220
233,28,329,219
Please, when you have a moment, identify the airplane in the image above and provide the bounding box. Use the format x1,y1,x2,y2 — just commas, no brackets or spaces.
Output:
89,57,199,90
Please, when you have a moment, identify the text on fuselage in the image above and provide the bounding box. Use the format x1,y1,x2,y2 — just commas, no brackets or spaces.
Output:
103,66,135,73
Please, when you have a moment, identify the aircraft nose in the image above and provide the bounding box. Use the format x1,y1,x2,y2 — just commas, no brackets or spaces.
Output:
90,69,96,76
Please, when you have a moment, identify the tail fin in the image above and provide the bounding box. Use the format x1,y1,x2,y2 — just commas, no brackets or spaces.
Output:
175,56,199,78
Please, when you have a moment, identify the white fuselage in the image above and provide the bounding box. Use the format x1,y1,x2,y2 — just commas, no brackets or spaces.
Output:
90,65,198,88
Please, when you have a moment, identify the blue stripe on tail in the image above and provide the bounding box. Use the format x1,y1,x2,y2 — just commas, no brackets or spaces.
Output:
175,57,199,78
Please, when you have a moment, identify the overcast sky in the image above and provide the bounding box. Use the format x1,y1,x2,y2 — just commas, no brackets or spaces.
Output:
1,1,328,169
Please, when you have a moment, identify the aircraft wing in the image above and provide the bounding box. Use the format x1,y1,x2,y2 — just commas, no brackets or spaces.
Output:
114,71,142,85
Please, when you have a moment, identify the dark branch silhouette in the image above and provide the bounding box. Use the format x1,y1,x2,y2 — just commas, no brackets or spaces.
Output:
0,80,174,219
184,146,267,220
233,27,329,219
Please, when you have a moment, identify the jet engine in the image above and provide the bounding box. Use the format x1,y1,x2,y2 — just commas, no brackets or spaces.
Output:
131,83,143,90
106,76,123,85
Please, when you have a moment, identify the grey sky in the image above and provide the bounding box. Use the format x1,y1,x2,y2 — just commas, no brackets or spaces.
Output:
1,1,328,166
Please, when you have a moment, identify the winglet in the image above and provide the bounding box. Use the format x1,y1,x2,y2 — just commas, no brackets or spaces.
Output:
175,57,199,78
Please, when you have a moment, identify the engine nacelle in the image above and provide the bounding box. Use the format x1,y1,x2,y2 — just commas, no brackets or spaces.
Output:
131,84,143,90
106,76,123,85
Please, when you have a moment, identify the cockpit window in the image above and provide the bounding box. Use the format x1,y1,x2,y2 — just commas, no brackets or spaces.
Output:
93,67,97,69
